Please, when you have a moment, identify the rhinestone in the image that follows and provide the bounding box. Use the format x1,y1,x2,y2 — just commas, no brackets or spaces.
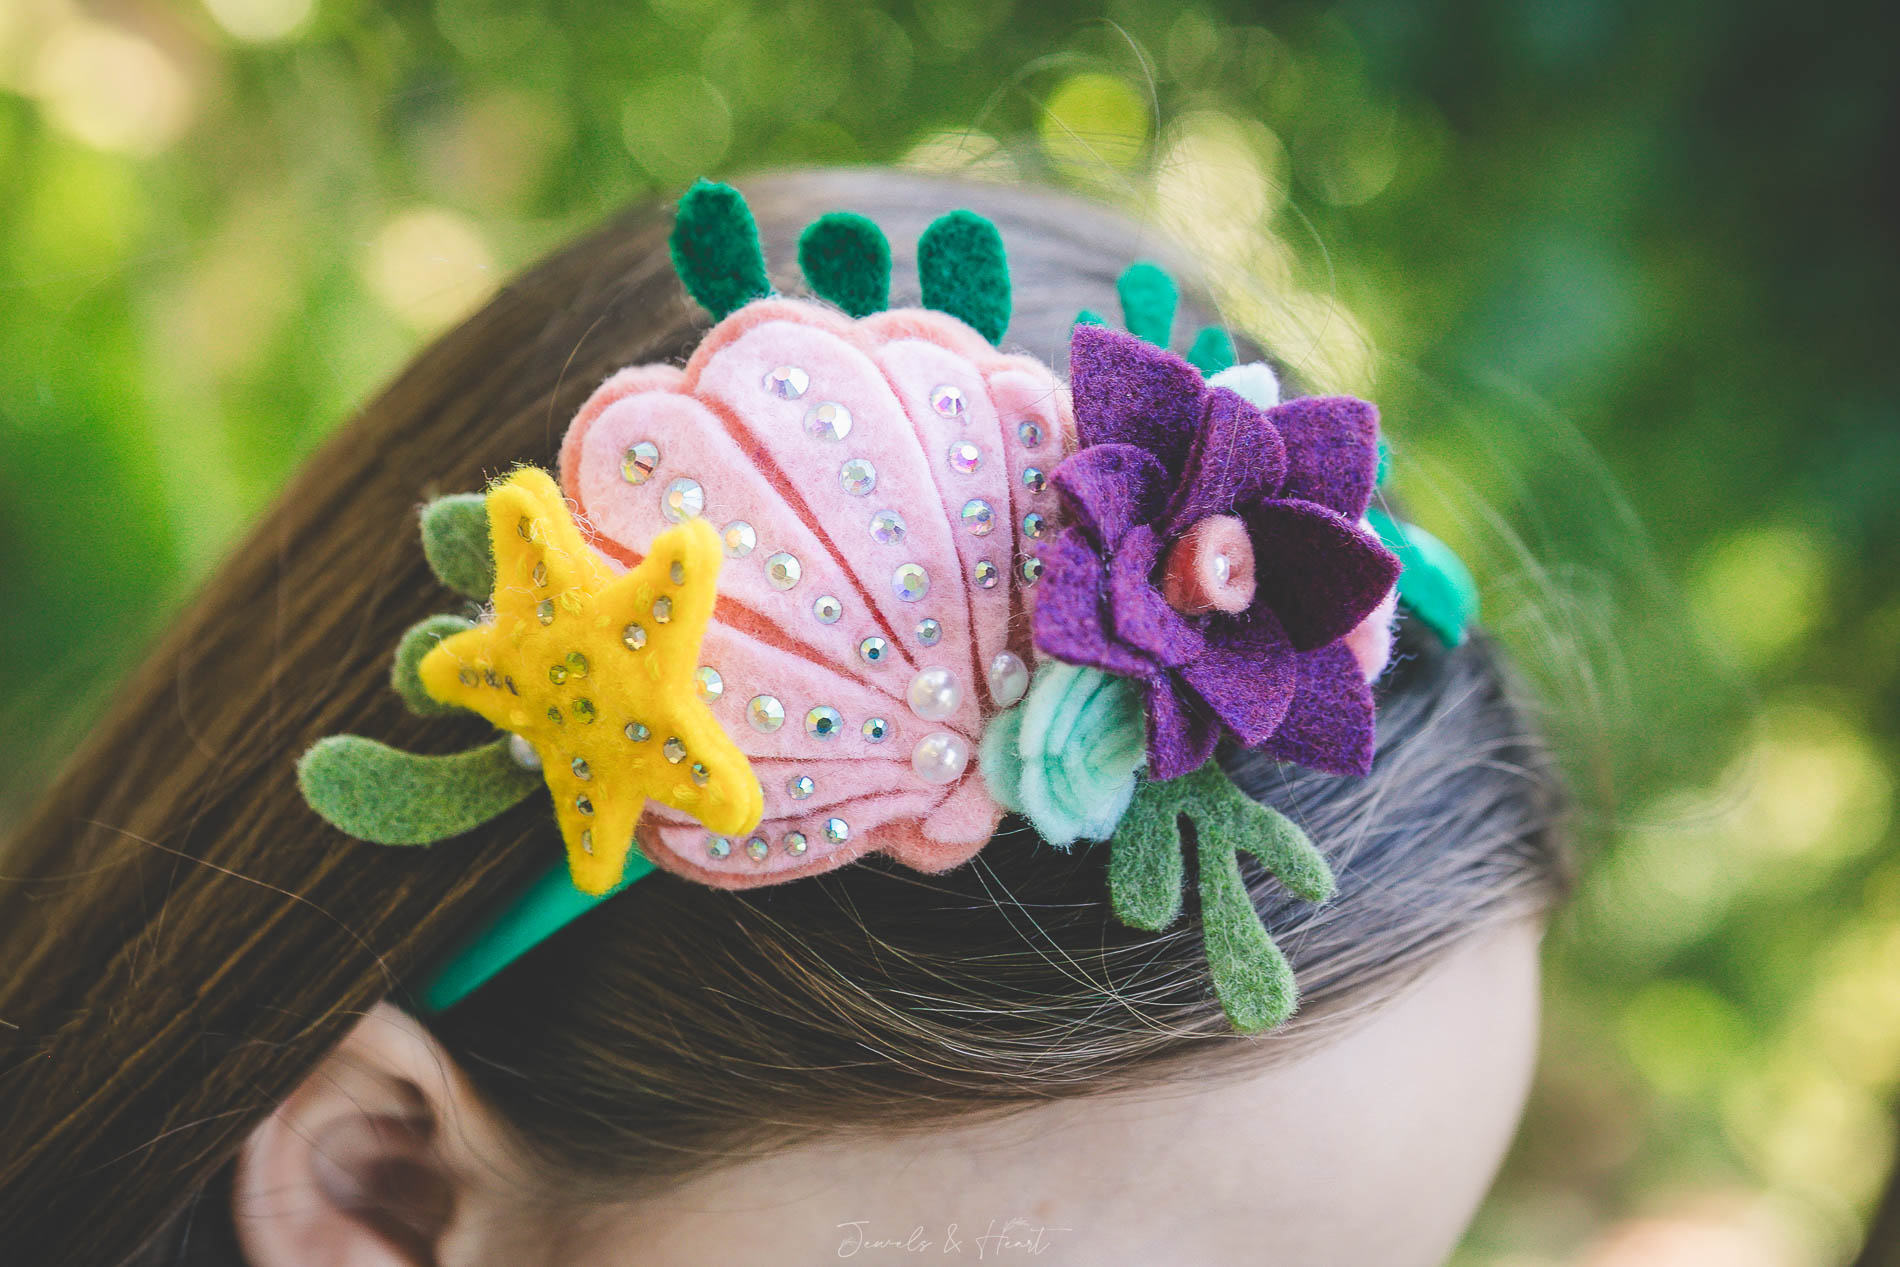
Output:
575,794,594,816
911,732,969,785
546,705,563,725
840,458,877,496
974,559,1001,589
663,737,686,763
788,774,816,800
785,831,809,856
507,734,541,770
823,817,850,844
947,440,981,474
536,599,555,625
748,695,785,733
1022,511,1046,539
652,595,673,623
706,834,732,858
691,761,710,786
907,666,961,721
916,617,943,646
1019,555,1044,585
721,521,757,558
762,365,809,399
1018,420,1043,448
892,562,930,602
532,561,548,587
572,698,596,724
812,593,843,623
858,636,890,666
960,498,995,536
766,552,802,590
625,722,650,742
1213,553,1232,584
695,666,724,702
805,706,842,739
661,477,705,521
548,664,569,685
571,757,591,780
804,400,853,441
669,560,685,585
483,668,500,688
929,383,967,419
1022,466,1048,493
458,668,477,686
580,830,593,855
987,651,1030,707
516,515,537,541
620,440,660,483
869,509,907,545
745,836,770,860
862,716,889,742
621,622,647,651
566,651,589,678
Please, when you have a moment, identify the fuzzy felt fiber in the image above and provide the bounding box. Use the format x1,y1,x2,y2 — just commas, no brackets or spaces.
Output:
798,211,891,318
392,614,474,717
420,493,494,599
1367,506,1479,648
917,209,1010,345
670,179,772,321
1117,261,1177,349
1186,326,1237,378
298,735,540,846
980,662,1146,848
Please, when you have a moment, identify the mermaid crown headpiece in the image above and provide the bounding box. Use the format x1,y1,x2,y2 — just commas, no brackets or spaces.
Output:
299,180,1478,1032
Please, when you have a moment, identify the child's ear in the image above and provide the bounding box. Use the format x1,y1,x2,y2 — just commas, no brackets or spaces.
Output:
231,1002,520,1267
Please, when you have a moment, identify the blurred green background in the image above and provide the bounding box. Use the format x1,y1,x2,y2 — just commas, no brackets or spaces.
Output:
1,1,1895,1262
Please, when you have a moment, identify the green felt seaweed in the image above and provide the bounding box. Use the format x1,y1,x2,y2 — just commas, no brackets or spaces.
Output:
670,179,772,320
392,614,475,716
1367,506,1480,648
918,209,1010,344
1073,309,1107,332
420,493,494,599
1108,782,1186,930
1117,261,1177,349
798,212,891,317
298,735,540,846
1186,325,1237,377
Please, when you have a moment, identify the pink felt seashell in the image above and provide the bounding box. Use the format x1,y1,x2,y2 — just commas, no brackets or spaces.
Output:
560,299,1073,888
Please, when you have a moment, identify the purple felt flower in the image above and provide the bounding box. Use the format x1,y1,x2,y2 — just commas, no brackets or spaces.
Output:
1034,324,1400,781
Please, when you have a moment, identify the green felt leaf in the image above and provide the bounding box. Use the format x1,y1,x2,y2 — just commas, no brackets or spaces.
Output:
298,735,540,846
1367,506,1480,648
392,614,475,716
1186,325,1237,377
669,179,772,320
798,212,891,317
1109,777,1186,930
1117,261,1177,348
1198,834,1299,1032
419,493,493,599
917,209,1010,344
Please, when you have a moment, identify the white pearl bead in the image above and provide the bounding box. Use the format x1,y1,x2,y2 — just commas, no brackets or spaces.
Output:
506,733,541,770
911,731,969,784
906,666,961,721
1212,553,1232,585
987,651,1030,707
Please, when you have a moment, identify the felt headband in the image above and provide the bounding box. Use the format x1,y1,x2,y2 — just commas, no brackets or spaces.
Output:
298,179,1477,1030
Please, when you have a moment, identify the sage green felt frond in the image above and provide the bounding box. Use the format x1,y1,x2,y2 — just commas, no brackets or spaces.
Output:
392,614,475,717
1186,325,1237,377
1367,506,1480,648
1108,764,1336,1032
670,179,772,320
298,735,540,846
420,493,493,599
918,209,1010,344
798,212,891,317
1117,261,1177,348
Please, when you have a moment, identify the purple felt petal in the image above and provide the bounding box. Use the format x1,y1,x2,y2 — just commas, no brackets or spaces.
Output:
1052,443,1168,553
1251,642,1376,775
1164,388,1288,536
1269,396,1382,519
1068,323,1208,474
1105,525,1205,669
1179,610,1297,747
1032,528,1157,679
1245,499,1402,651
1146,673,1222,781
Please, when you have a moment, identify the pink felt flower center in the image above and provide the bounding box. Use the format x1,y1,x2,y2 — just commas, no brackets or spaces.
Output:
1161,515,1256,616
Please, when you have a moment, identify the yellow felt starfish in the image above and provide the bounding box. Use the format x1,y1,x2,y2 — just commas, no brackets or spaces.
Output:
418,467,762,895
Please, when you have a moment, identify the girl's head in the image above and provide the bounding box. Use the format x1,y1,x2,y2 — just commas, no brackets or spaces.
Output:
0,169,1567,1267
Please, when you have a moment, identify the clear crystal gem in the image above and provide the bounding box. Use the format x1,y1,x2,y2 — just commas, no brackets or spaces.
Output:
840,458,877,496
973,560,1000,589
947,440,981,474
695,666,723,702
869,509,906,545
1022,466,1047,493
929,384,967,419
662,477,704,521
805,707,842,739
785,831,808,856
893,562,929,602
766,552,802,590
813,593,843,623
804,401,853,441
862,717,889,742
762,365,809,399
621,622,647,650
620,440,660,484
788,774,815,800
960,498,994,536
916,617,942,646
663,737,686,763
722,521,757,558
748,695,785,732
858,636,889,666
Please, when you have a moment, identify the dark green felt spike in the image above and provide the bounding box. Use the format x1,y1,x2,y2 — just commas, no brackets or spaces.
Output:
1109,779,1187,930
392,614,476,717
420,493,493,599
669,179,772,320
1186,325,1237,377
918,209,1010,344
1198,834,1300,1032
1367,507,1479,648
298,736,540,846
1117,262,1177,349
798,212,891,317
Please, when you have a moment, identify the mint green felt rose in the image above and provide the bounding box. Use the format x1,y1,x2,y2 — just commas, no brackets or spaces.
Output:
980,662,1147,848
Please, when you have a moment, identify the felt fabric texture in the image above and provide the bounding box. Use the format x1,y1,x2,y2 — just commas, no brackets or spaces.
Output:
1160,514,1256,615
298,735,540,846
798,211,891,318
392,614,475,716
1186,325,1237,378
1206,359,1280,408
669,179,773,321
1366,506,1479,648
1038,323,1398,780
980,662,1146,848
420,493,495,600
917,209,1011,345
1074,309,1107,329
1116,261,1178,349
558,297,1068,889
418,468,762,896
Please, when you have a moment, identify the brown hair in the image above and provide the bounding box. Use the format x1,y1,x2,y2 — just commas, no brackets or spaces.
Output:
0,169,1567,1266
